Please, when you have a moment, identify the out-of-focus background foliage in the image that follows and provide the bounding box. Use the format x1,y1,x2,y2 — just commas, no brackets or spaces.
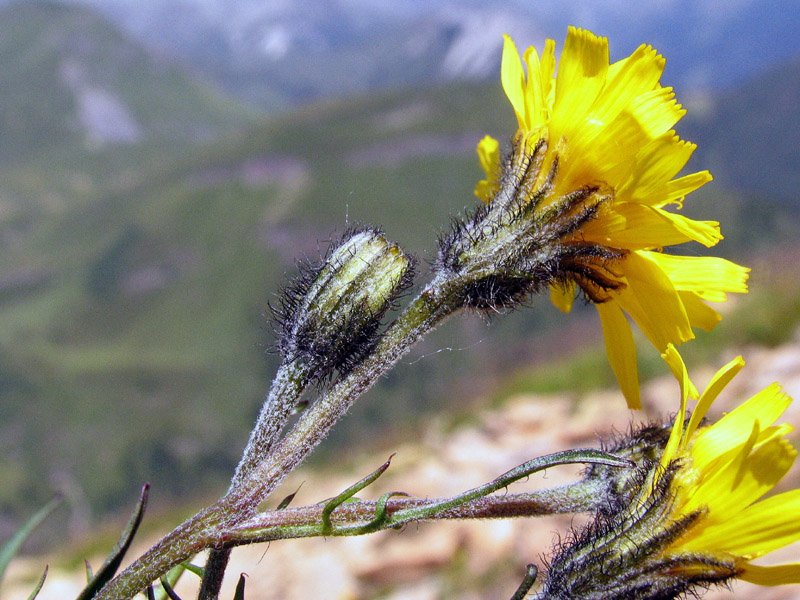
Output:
1,0,800,556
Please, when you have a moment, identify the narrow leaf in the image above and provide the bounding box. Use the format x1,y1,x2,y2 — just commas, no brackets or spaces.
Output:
233,573,247,600
509,564,538,600
0,496,62,584
363,492,408,530
159,575,183,600
76,483,149,600
25,565,48,600
181,562,205,579
153,563,189,600
145,584,156,600
84,559,93,583
276,484,303,511
322,455,394,532
494,449,631,489
388,448,631,528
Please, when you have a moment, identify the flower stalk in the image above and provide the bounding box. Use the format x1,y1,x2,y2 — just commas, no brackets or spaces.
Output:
95,240,630,599
94,277,461,599
226,449,629,546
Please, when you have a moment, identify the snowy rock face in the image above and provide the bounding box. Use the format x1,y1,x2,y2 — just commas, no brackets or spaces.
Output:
61,59,141,145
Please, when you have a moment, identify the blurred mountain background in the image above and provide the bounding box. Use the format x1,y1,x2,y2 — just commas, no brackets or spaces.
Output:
1,0,800,554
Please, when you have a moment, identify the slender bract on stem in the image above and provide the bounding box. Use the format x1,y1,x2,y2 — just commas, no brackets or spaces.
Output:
225,451,629,546
228,488,595,544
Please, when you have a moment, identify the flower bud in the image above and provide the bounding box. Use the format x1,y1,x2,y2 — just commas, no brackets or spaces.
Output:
273,228,415,380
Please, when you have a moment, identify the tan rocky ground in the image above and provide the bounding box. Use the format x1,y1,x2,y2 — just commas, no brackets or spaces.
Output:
5,334,800,599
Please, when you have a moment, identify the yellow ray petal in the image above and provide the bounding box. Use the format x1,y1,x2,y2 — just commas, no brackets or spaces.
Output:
477,135,500,177
691,422,795,481
566,54,671,168
679,291,722,332
660,344,692,466
549,281,575,313
752,424,795,450
648,209,721,247
684,355,745,441
597,301,641,409
628,87,685,139
538,39,556,107
474,135,501,201
522,46,547,126
618,134,697,204
691,384,791,471
647,254,750,296
581,203,721,250
740,563,800,586
551,27,608,139
604,44,665,114
659,170,713,207
501,34,528,128
566,110,644,184
617,251,693,350
613,283,667,349
681,489,800,557
683,430,797,522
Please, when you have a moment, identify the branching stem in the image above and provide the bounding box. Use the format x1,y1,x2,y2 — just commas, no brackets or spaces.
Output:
94,278,463,599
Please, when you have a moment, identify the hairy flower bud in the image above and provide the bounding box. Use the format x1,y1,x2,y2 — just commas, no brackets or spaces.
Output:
461,30,750,408
273,228,415,380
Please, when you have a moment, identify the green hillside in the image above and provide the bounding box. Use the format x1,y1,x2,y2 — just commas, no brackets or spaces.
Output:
0,77,522,522
0,1,256,165
2,42,799,538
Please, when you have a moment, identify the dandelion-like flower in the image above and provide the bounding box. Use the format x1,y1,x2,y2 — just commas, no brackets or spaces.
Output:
536,347,800,599
474,28,750,408
657,345,800,587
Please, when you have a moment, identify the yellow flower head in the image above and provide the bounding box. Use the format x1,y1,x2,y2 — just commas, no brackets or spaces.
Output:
536,347,800,599
476,28,750,408
658,345,800,586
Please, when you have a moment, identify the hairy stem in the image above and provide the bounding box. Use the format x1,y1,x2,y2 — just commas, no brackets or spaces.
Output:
95,278,462,599
197,547,230,600
224,482,607,546
230,360,310,488
231,277,462,508
196,361,310,598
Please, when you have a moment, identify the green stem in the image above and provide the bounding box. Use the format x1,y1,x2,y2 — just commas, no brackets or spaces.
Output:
232,278,461,508
224,449,625,544
93,503,225,600
201,360,309,600
230,360,310,489
224,485,601,545
197,547,230,600
510,565,539,600
94,280,461,600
